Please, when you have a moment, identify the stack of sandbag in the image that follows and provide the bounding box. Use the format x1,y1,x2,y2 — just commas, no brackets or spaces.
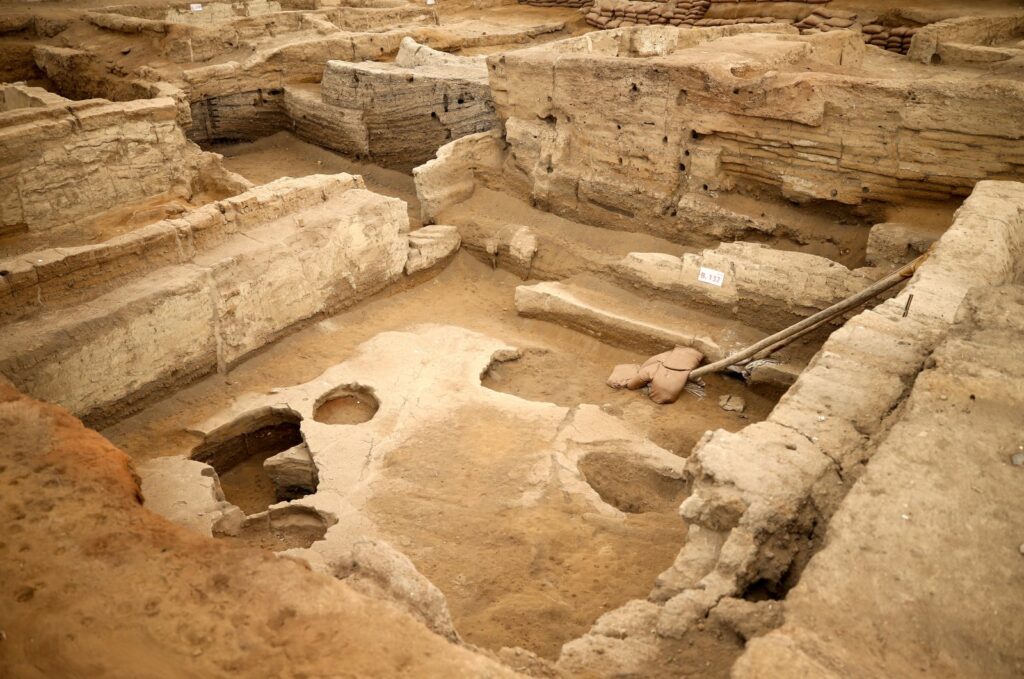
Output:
794,8,862,35
585,0,710,29
607,346,704,405
521,0,592,9
861,23,919,54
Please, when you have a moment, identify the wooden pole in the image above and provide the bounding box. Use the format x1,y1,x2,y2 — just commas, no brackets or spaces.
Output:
688,252,929,381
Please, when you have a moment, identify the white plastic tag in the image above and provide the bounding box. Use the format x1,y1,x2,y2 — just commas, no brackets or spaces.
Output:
190,3,203,11
426,0,435,5
697,266,725,287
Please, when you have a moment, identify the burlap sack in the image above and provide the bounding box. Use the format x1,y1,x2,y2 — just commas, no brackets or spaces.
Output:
607,363,641,389
648,347,704,404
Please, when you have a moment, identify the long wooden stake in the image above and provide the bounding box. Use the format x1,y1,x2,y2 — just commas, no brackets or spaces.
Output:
688,252,929,381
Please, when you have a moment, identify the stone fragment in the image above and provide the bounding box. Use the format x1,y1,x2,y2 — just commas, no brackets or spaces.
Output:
509,225,539,272
405,224,461,275
137,456,245,537
708,597,784,641
264,443,318,499
719,394,746,412
866,222,941,268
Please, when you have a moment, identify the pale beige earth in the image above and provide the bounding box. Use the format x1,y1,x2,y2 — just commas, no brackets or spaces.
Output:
2,0,1024,677
100,254,777,663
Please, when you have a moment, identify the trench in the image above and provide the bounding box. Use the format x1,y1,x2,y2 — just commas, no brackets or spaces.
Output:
9,5,1009,677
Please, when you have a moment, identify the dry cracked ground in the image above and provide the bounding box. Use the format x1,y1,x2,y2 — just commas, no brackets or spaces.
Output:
1,0,1023,677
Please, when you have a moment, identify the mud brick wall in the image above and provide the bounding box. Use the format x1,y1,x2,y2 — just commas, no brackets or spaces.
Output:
488,27,1024,240
583,0,827,30
315,44,496,170
0,97,199,235
0,175,410,425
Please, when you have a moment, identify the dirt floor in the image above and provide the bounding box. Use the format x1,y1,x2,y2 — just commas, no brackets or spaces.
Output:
210,132,424,228
103,253,777,661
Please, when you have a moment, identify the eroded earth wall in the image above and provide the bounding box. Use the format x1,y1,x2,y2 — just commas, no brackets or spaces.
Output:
0,175,410,426
557,180,1024,676
0,94,205,234
487,26,1024,241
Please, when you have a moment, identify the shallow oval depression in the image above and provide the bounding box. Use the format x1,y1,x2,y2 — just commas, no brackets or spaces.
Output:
314,385,379,425
482,347,783,454
579,451,689,514
190,408,315,515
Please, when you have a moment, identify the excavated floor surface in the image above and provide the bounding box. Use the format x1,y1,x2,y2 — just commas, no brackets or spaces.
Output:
103,253,778,659
4,1,1024,676
210,132,424,228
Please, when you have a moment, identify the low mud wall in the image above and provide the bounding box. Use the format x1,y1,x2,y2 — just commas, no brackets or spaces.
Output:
0,175,410,426
85,5,437,63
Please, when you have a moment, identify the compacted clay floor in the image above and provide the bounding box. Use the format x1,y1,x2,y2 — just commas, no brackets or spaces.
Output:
103,253,778,660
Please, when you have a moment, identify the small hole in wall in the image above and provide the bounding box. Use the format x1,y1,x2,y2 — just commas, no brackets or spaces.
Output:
863,186,870,193
618,157,623,165
630,83,638,93
430,111,438,118
743,577,790,602
546,164,553,173
0,270,8,276
457,97,464,105
679,163,686,172
616,123,622,130
703,184,709,191
684,149,690,156
691,130,701,140
662,136,668,143
732,87,740,95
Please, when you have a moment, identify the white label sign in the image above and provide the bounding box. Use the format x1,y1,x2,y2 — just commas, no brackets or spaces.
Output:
697,266,725,287
190,3,203,11
425,0,435,5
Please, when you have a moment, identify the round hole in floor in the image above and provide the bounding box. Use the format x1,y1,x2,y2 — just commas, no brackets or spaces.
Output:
314,385,379,425
190,407,305,514
223,505,329,551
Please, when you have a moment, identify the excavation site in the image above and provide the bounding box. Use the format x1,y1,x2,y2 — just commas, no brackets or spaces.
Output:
2,0,1023,676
